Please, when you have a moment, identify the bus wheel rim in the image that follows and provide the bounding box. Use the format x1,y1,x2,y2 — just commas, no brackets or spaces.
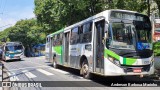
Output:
53,61,56,67
83,64,88,75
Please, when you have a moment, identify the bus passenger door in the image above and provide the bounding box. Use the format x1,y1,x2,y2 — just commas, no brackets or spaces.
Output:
49,37,53,62
93,19,105,74
63,32,70,66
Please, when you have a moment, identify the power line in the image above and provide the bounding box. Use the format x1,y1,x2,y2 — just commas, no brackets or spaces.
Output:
1,0,7,15
0,24,12,28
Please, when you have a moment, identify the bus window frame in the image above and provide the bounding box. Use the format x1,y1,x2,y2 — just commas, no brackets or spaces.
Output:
80,22,93,43
70,27,79,45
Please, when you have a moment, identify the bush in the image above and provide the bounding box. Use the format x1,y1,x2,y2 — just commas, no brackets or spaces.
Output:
153,42,160,56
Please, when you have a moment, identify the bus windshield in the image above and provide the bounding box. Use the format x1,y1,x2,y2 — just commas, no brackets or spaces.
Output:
137,29,151,43
110,23,136,50
109,22,151,50
5,45,23,51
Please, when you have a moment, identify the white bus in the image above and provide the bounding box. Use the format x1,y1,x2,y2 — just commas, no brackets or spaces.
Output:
1,42,25,61
46,9,154,78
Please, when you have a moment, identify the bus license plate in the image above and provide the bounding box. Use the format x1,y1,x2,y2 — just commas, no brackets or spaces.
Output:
15,56,19,58
133,68,142,73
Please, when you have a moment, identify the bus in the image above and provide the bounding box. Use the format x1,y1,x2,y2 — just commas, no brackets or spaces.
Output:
46,9,154,78
45,29,64,64
1,42,25,61
153,19,160,42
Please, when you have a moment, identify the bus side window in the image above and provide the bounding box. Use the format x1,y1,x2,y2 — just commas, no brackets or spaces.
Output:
53,36,55,46
81,22,92,43
70,27,79,45
57,34,60,45
59,33,63,45
54,35,57,46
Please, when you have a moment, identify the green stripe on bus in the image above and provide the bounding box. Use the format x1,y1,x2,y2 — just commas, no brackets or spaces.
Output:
49,28,64,37
60,46,63,64
53,46,62,55
104,49,120,60
53,45,63,64
123,58,126,64
105,49,136,65
123,58,136,65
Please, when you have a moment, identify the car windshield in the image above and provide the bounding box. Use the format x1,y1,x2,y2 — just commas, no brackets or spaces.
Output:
109,22,136,50
5,45,23,51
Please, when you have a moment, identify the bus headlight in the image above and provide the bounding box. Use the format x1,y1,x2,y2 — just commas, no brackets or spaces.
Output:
150,58,154,66
108,57,121,67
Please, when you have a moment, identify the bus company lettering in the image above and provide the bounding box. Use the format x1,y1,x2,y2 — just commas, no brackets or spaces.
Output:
12,82,42,87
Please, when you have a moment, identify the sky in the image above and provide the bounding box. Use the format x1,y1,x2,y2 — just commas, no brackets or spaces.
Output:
0,0,35,31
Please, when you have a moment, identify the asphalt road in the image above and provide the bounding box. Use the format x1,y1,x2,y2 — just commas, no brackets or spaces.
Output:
0,57,160,90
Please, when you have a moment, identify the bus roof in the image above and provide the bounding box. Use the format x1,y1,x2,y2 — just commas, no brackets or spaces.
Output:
47,28,64,37
4,42,22,46
64,9,139,32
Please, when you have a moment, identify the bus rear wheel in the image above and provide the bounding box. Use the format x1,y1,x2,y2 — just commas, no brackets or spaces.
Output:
52,57,57,68
81,60,91,79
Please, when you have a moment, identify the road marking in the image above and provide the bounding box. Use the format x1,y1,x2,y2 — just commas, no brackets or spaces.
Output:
26,60,47,66
7,72,19,81
34,56,45,60
37,69,54,76
22,70,37,78
49,68,69,74
6,66,49,72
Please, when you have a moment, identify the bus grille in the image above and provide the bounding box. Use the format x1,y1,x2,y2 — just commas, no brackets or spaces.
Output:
121,65,150,72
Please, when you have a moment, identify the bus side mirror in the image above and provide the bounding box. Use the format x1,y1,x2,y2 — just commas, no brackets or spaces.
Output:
106,38,111,49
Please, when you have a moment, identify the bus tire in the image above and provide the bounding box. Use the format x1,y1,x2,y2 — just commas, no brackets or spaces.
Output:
52,57,57,68
81,60,91,79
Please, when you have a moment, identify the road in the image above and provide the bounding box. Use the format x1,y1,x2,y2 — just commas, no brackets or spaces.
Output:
1,57,160,90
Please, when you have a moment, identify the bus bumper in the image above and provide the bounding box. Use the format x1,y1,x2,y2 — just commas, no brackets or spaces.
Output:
104,58,154,76
5,55,24,61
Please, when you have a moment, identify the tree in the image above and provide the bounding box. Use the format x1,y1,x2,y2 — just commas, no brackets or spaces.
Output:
0,18,45,48
34,0,149,35
154,0,160,15
34,0,105,34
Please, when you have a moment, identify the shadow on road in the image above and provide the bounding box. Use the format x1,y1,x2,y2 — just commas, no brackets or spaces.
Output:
52,65,160,86
3,59,24,63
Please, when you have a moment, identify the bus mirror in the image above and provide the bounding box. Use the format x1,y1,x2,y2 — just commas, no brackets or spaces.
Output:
106,38,111,48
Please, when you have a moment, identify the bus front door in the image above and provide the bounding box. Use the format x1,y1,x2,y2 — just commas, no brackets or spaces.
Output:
94,19,105,74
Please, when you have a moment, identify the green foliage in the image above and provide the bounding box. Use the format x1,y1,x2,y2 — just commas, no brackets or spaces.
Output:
117,0,147,13
0,19,46,47
154,0,160,15
34,0,149,34
153,42,160,56
2,0,159,49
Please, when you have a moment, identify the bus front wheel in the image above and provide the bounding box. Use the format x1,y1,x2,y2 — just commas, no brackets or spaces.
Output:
81,60,91,79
